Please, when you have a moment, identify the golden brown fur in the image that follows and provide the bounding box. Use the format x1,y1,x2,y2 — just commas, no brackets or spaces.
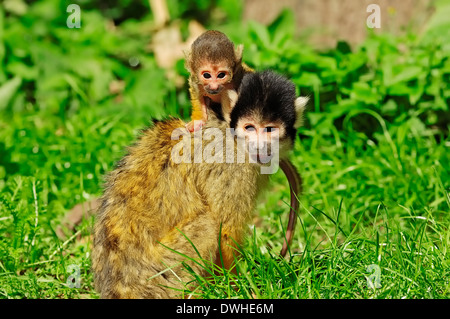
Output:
91,115,267,298
91,70,307,299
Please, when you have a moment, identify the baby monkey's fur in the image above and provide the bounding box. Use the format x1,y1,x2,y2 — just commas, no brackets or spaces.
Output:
91,71,307,299
185,30,253,131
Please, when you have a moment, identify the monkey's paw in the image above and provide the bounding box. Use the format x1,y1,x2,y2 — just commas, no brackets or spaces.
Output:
185,120,205,132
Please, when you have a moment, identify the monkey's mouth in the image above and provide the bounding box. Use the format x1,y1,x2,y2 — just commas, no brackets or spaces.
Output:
249,153,273,164
205,88,221,95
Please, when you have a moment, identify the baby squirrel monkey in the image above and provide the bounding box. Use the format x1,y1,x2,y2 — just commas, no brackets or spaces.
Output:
91,70,308,299
185,30,253,132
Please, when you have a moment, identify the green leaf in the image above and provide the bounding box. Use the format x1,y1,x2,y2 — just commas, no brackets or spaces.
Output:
384,65,423,87
423,2,450,34
0,76,22,110
0,5,5,78
6,61,38,81
350,82,380,105
330,99,362,119
381,100,398,116
217,0,243,22
268,9,295,46
248,21,271,49
407,117,427,136
293,72,321,87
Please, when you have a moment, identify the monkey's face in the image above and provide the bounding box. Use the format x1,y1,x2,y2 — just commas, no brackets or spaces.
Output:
198,61,234,98
233,112,292,166
227,71,308,172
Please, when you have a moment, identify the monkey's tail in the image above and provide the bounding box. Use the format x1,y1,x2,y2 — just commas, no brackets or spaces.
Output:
279,159,302,258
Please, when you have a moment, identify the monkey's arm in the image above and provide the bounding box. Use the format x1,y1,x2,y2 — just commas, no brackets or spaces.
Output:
189,87,205,122
186,87,208,132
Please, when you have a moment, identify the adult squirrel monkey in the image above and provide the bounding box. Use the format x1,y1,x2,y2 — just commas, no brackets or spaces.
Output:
91,71,308,298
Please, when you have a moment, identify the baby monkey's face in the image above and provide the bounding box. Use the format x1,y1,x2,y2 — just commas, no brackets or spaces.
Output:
198,60,234,96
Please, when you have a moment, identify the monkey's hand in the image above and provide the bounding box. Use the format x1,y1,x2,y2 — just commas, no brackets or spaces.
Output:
185,120,205,132
186,96,211,132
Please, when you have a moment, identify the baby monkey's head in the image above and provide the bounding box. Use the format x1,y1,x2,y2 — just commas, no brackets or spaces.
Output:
228,70,308,165
186,30,243,96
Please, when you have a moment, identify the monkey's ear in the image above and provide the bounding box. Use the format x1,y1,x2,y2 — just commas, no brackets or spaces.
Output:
294,96,309,128
234,44,243,63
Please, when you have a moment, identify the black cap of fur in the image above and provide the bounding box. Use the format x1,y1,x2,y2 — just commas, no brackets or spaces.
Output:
230,70,297,141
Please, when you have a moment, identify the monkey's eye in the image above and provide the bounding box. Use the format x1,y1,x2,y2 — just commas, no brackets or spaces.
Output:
217,72,227,79
202,72,212,79
244,125,256,132
264,127,277,133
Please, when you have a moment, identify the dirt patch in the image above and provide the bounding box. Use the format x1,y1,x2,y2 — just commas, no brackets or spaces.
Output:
243,0,434,48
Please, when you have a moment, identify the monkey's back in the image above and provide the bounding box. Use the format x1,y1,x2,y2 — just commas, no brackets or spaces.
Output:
92,118,262,298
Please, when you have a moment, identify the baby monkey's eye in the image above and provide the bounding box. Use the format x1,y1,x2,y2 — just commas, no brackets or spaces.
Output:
202,72,212,79
217,72,227,79
244,124,256,132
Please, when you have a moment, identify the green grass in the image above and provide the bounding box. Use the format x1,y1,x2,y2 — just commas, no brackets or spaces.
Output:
2,100,448,299
176,111,449,299
0,1,449,299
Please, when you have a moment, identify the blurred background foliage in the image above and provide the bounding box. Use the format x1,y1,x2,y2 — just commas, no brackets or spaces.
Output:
1,0,449,127
0,0,448,193
0,0,449,298
0,0,449,224
0,0,449,250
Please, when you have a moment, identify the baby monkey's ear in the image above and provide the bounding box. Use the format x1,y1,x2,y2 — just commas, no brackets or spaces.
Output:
234,44,244,64
294,96,309,129
183,49,192,72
